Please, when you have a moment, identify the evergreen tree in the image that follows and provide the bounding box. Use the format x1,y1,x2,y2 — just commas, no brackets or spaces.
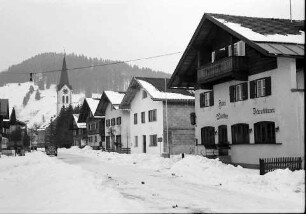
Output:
55,106,73,148
10,108,17,125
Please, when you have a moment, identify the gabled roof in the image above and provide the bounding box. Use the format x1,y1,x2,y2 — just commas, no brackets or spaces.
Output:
57,56,72,91
120,77,194,109
95,91,125,116
78,98,103,123
73,114,86,129
168,13,305,89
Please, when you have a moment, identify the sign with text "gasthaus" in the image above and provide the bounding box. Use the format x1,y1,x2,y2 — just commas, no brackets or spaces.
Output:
253,108,275,115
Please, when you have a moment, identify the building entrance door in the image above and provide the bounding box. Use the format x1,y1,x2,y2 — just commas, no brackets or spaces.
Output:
143,135,146,153
218,125,229,156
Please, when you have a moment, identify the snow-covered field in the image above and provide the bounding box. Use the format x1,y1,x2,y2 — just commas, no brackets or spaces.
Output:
0,82,84,128
0,147,304,213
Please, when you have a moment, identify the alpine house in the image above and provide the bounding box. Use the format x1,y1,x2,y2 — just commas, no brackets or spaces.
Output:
95,91,130,152
168,13,304,168
78,98,104,149
120,77,195,156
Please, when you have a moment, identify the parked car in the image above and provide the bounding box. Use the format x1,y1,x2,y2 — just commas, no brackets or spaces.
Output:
45,145,58,156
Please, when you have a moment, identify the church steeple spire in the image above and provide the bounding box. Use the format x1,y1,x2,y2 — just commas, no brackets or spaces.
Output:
57,55,72,91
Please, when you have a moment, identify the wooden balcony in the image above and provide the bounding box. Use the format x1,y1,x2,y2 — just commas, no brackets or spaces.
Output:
197,56,248,86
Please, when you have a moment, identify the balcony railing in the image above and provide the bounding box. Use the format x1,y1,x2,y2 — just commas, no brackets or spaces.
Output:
197,56,248,84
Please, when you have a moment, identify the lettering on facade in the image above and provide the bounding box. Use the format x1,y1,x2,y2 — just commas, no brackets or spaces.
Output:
253,108,275,115
218,100,226,109
216,113,228,120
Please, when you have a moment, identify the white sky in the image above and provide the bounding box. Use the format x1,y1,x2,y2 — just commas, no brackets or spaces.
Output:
0,0,304,74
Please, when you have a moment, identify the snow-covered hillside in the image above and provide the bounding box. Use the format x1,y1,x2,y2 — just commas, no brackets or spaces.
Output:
0,82,85,128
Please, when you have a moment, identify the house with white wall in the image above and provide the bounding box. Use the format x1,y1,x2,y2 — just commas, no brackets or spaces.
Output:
168,13,304,168
120,77,195,155
78,98,104,149
95,91,129,152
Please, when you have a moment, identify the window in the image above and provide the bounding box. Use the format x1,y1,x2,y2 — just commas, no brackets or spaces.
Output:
231,123,250,144
66,96,68,104
62,96,65,103
134,136,138,147
134,113,138,124
106,119,110,127
116,117,121,125
250,77,271,98
111,118,115,126
149,134,157,146
229,83,248,102
141,112,145,123
201,126,216,148
254,121,276,144
200,91,214,108
142,91,147,99
95,136,97,142
148,109,157,122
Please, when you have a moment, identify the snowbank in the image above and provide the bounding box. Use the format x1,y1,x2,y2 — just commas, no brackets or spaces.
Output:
0,151,146,213
62,147,305,203
169,155,304,200
65,146,180,171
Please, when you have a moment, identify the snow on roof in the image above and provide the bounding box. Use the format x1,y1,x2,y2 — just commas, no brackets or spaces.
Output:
137,79,195,100
73,114,86,129
85,98,100,116
212,17,305,44
104,91,125,109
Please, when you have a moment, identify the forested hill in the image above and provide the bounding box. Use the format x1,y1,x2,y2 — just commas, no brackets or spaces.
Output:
0,53,170,97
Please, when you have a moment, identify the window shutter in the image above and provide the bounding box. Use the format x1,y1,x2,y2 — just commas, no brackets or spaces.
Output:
238,41,246,56
228,45,232,57
209,91,214,106
211,51,215,63
200,93,204,108
250,80,256,99
265,77,271,96
229,86,235,102
242,82,248,100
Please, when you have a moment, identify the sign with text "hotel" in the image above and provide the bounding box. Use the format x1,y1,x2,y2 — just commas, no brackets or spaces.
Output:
253,108,275,115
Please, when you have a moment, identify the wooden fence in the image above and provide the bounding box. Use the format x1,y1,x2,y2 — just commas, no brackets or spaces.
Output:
105,147,131,154
259,157,302,175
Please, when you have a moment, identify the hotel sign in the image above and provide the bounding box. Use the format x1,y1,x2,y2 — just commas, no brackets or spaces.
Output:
253,108,275,115
216,113,228,120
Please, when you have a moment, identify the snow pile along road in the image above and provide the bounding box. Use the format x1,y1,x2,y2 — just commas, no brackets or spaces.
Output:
0,152,146,213
63,146,305,206
66,146,181,171
169,155,305,200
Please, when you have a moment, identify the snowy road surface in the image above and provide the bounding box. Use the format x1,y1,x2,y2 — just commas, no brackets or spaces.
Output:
0,148,304,213
58,151,303,213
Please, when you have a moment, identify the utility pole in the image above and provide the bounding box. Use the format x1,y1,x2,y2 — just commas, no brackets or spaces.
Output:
164,78,170,157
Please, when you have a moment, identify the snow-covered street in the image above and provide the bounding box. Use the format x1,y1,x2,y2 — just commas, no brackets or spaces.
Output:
0,147,304,213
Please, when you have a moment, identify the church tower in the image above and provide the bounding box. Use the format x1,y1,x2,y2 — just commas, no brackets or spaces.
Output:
57,56,72,115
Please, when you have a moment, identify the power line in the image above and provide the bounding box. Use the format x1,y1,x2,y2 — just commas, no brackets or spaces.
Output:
10,51,182,75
